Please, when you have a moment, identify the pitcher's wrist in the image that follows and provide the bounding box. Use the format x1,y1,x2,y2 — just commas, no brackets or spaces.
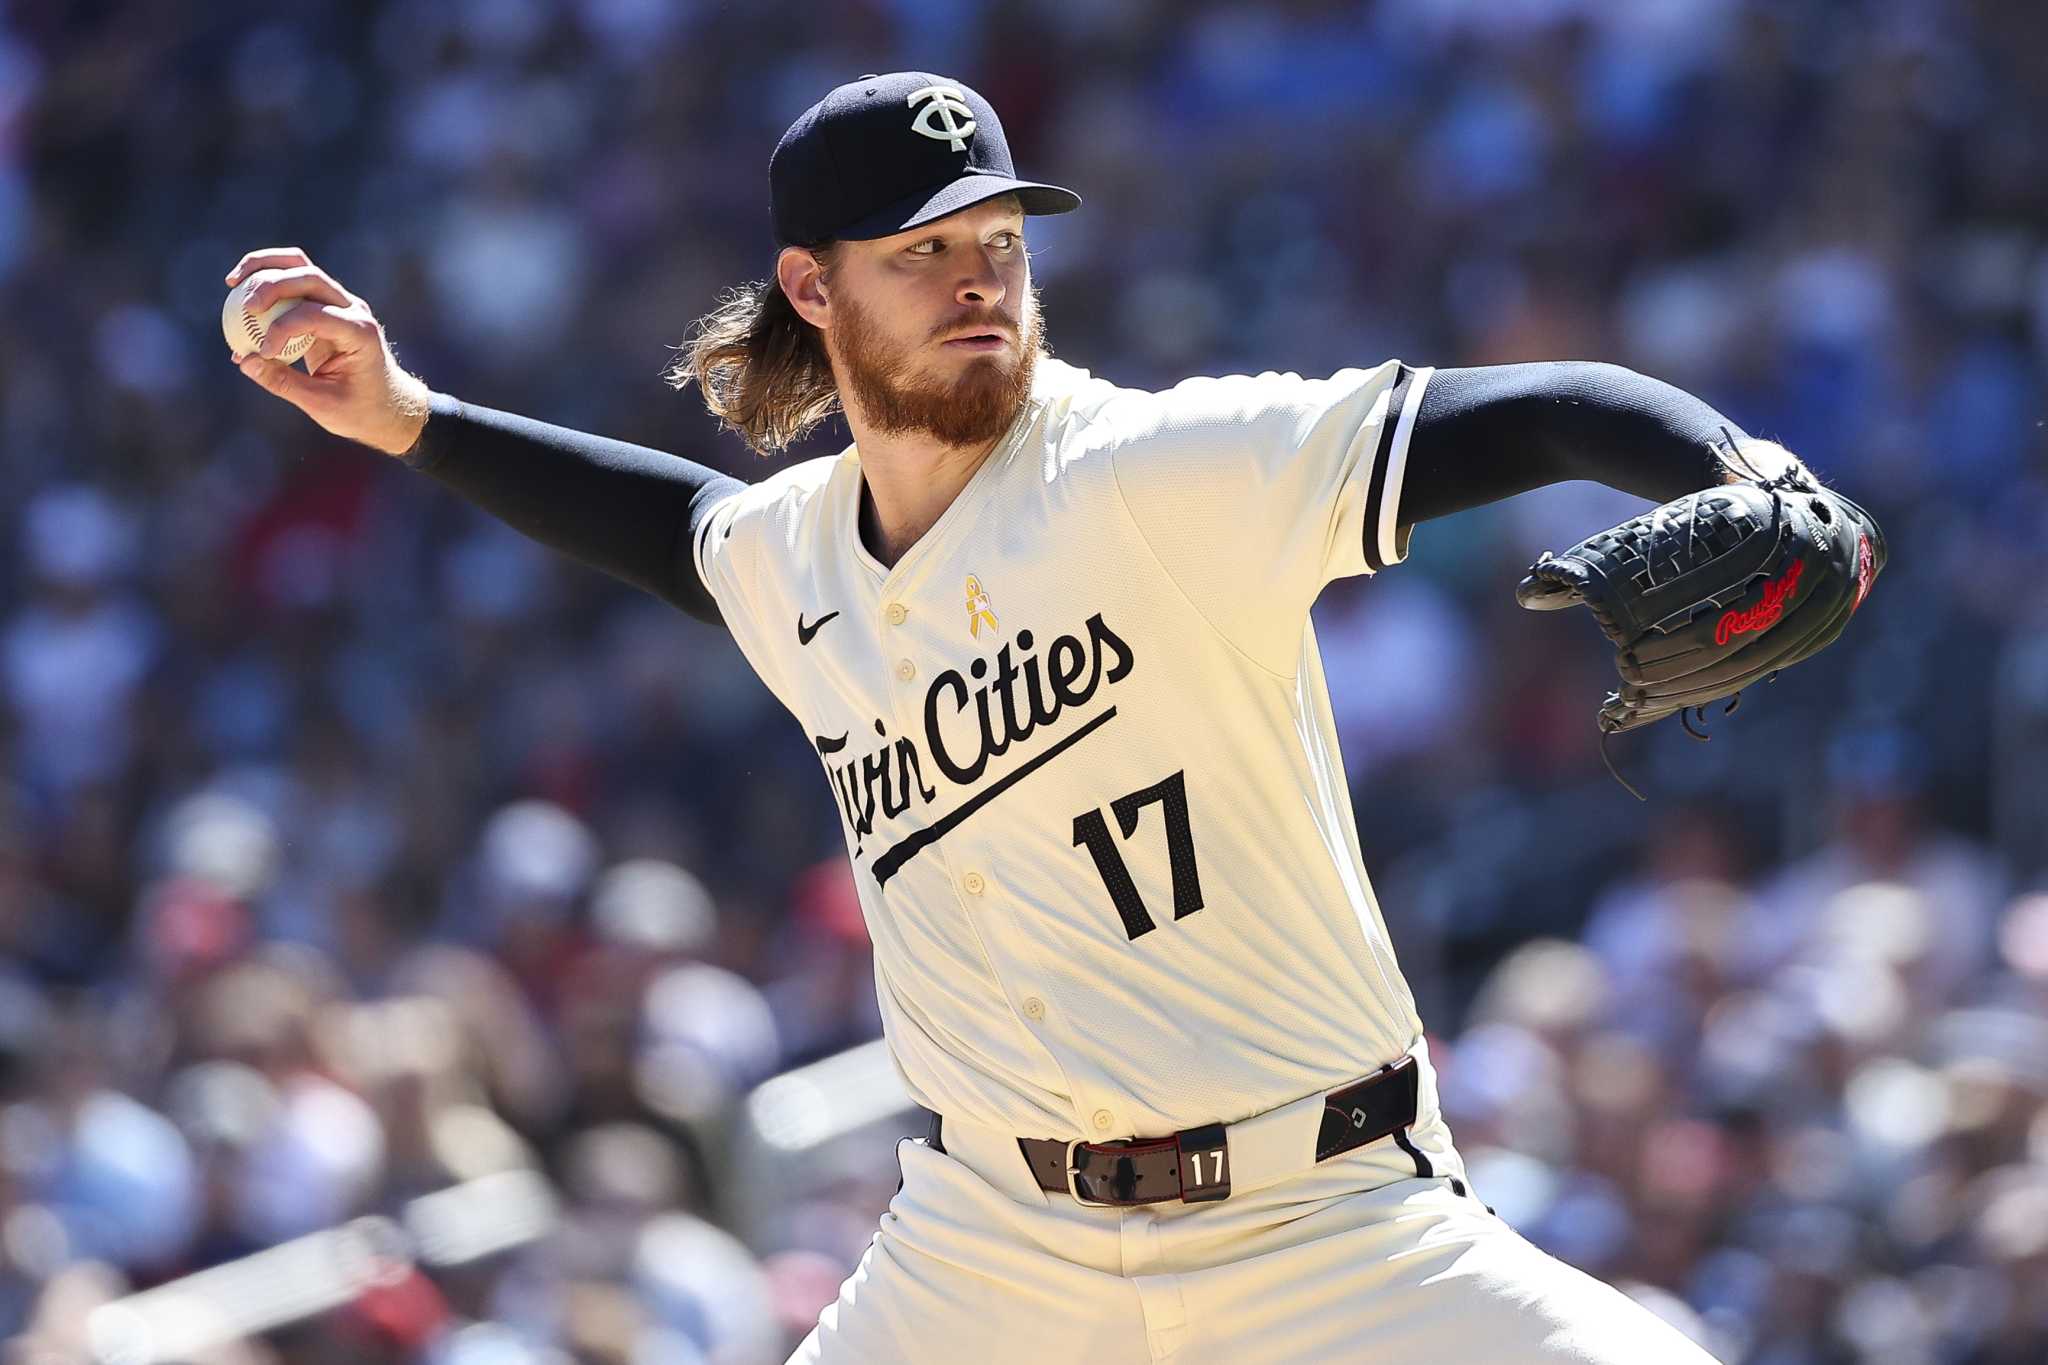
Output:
380,372,432,457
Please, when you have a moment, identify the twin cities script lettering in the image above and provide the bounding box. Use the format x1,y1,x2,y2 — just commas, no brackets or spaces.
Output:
819,613,1135,855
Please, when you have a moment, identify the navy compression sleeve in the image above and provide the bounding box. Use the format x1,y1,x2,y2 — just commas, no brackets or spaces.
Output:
401,394,744,627
1398,361,1745,529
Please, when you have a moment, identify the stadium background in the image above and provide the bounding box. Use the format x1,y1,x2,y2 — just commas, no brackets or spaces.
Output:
2,1,2046,1361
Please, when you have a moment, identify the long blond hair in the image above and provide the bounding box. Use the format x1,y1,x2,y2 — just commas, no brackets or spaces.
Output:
665,248,841,456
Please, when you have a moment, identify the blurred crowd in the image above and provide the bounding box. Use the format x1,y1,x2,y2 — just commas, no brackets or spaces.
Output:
1,0,2045,1361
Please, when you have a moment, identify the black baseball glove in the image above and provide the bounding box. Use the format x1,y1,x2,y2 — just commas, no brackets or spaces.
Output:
1518,468,1886,750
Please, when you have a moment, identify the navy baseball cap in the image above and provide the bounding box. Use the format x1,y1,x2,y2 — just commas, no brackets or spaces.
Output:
770,72,1081,248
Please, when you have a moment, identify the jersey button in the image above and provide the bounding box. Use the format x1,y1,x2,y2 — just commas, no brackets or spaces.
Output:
1022,996,1045,1020
1091,1109,1116,1133
885,602,908,625
961,871,986,896
894,658,916,682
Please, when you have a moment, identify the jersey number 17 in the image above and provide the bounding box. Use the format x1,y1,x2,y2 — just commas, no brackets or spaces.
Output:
1072,769,1205,941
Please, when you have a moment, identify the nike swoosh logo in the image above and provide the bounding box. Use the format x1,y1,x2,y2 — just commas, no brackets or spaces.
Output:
797,610,840,645
813,731,849,754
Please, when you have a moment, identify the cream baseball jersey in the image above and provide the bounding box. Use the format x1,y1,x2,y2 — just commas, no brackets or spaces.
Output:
693,356,1435,1140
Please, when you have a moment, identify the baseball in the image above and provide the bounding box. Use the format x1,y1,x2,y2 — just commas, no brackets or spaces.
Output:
221,270,315,364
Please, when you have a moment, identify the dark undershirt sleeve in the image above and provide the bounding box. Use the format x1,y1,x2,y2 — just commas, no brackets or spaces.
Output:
1397,361,1744,531
400,393,745,627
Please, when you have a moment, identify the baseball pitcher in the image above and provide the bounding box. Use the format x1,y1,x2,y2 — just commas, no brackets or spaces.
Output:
230,71,1883,1365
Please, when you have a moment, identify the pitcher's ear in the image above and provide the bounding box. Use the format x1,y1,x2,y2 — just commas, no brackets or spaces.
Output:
778,245,833,327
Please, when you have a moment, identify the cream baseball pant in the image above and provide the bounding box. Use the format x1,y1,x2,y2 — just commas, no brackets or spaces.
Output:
789,1065,1723,1363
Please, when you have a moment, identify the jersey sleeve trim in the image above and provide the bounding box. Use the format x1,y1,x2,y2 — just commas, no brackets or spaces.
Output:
691,485,754,614
682,478,746,623
1361,365,1433,573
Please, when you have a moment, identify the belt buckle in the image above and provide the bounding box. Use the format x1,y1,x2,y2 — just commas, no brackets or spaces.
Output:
1063,1139,1113,1207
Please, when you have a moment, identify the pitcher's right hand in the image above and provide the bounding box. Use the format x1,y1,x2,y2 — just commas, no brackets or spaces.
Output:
225,248,431,457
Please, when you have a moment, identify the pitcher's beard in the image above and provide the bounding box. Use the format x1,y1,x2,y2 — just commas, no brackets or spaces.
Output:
830,288,1043,449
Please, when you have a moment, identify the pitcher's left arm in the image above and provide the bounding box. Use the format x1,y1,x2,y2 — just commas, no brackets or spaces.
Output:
1396,360,1801,535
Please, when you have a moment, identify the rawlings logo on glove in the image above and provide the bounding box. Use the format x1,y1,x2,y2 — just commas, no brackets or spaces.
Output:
1517,466,1887,797
1714,559,1803,646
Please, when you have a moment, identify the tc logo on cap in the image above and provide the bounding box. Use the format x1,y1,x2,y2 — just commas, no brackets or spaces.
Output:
908,85,976,152
769,71,1080,246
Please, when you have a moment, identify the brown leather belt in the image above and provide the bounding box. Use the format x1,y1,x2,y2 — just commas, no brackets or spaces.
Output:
926,1055,1424,1207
